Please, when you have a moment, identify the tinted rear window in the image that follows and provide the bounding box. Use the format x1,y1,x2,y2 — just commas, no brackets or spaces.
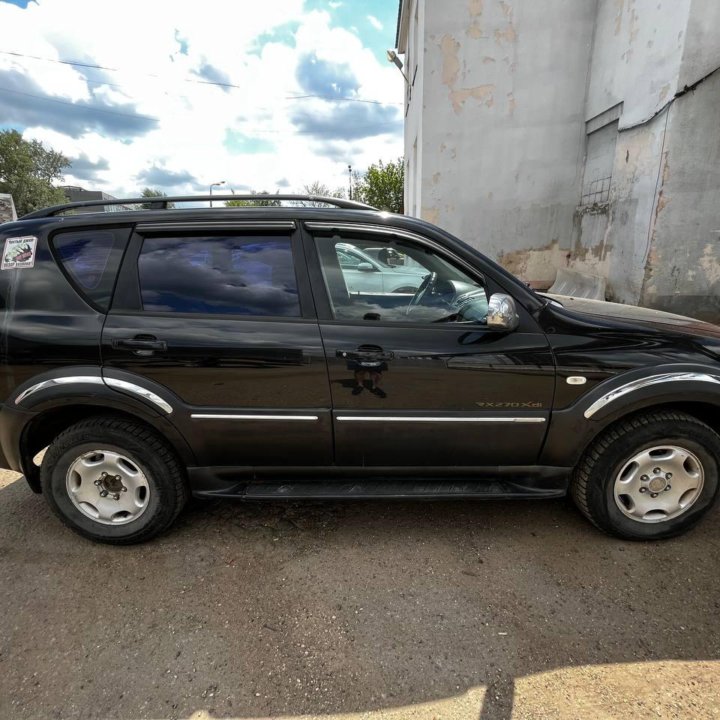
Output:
137,235,300,317
53,228,130,311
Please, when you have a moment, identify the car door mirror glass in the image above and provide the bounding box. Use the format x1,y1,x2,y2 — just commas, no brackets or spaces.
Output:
357,262,375,272
486,293,519,331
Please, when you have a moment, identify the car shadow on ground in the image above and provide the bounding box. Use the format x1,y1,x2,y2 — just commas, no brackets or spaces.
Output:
1,475,719,719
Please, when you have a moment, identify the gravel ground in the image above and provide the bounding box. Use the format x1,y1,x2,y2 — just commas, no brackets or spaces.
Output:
1,468,719,720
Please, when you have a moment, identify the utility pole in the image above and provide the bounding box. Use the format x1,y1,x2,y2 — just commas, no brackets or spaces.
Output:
348,164,352,200
209,180,225,207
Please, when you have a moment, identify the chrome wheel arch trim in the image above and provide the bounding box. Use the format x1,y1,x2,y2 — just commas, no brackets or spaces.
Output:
15,376,104,405
14,374,173,415
584,372,720,419
104,378,173,415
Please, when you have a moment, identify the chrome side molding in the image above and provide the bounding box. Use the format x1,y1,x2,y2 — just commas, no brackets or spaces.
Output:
584,372,720,419
336,416,546,423
191,414,319,421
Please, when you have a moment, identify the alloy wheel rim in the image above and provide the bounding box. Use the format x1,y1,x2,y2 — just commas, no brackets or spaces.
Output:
65,449,150,525
613,445,704,523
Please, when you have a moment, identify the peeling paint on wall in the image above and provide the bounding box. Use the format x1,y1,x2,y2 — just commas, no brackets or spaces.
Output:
614,0,625,35
467,23,484,39
699,243,720,284
422,207,440,224
450,84,496,114
507,91,516,116
494,23,517,45
440,28,496,114
440,34,461,87
468,0,483,18
498,240,570,288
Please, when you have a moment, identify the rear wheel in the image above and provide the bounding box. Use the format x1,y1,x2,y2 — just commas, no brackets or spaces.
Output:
571,411,720,539
40,416,188,544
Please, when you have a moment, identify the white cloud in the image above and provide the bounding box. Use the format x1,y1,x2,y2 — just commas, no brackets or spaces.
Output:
0,0,402,199
367,15,384,31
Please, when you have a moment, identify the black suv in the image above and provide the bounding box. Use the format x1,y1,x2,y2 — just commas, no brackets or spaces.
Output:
1,194,719,544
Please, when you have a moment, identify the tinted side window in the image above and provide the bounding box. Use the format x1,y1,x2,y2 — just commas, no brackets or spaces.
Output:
314,234,489,324
53,228,130,311
138,235,301,317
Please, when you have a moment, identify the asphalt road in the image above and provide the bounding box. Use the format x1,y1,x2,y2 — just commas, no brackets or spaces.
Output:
1,468,719,720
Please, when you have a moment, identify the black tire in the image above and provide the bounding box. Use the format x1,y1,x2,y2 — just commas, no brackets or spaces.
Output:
571,410,720,540
40,416,188,544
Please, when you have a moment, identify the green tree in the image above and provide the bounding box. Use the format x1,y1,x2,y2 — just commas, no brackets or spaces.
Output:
353,158,404,213
139,187,175,209
226,191,282,207
301,181,345,206
0,130,69,216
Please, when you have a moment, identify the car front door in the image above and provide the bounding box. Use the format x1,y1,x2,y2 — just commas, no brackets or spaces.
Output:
304,222,555,468
102,220,332,468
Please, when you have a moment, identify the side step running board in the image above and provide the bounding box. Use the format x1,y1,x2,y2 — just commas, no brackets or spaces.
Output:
192,479,567,500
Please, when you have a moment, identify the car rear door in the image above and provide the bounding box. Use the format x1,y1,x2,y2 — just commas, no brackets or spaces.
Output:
101,219,332,468
303,221,555,468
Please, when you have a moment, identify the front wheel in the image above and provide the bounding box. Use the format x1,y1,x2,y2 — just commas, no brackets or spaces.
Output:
40,416,188,544
571,411,720,539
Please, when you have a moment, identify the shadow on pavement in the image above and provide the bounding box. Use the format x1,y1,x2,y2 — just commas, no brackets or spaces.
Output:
1,475,719,719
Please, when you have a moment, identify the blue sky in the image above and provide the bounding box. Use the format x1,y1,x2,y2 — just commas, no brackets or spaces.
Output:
0,0,404,196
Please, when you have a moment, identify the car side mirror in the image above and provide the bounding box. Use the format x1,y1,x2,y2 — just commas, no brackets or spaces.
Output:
357,262,375,272
486,293,519,331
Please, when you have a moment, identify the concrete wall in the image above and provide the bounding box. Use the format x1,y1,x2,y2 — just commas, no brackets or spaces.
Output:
412,0,597,286
586,0,691,126
642,70,720,320
400,0,720,318
0,194,16,224
567,0,720,316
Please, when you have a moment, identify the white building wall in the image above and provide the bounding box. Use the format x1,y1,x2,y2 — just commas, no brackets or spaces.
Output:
401,0,597,286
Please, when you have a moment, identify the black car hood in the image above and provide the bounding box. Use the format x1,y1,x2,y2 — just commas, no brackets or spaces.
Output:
546,294,720,339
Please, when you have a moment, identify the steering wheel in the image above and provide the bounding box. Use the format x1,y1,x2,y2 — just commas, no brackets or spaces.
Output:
406,272,437,314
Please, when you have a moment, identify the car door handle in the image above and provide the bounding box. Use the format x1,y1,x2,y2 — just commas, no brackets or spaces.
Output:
112,336,167,354
337,346,395,362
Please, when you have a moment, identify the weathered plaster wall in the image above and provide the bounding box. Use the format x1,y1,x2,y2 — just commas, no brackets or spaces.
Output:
571,111,667,304
416,0,597,285
569,0,720,314
0,194,16,224
678,0,720,89
641,70,720,320
586,0,691,126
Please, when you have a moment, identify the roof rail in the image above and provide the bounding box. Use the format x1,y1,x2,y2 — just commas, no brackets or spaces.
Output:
20,194,378,219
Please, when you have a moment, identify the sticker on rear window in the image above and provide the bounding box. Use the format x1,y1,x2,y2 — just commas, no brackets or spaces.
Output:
2,236,37,269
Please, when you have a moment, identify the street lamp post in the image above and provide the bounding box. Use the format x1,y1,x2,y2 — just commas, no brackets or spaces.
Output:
209,181,225,207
